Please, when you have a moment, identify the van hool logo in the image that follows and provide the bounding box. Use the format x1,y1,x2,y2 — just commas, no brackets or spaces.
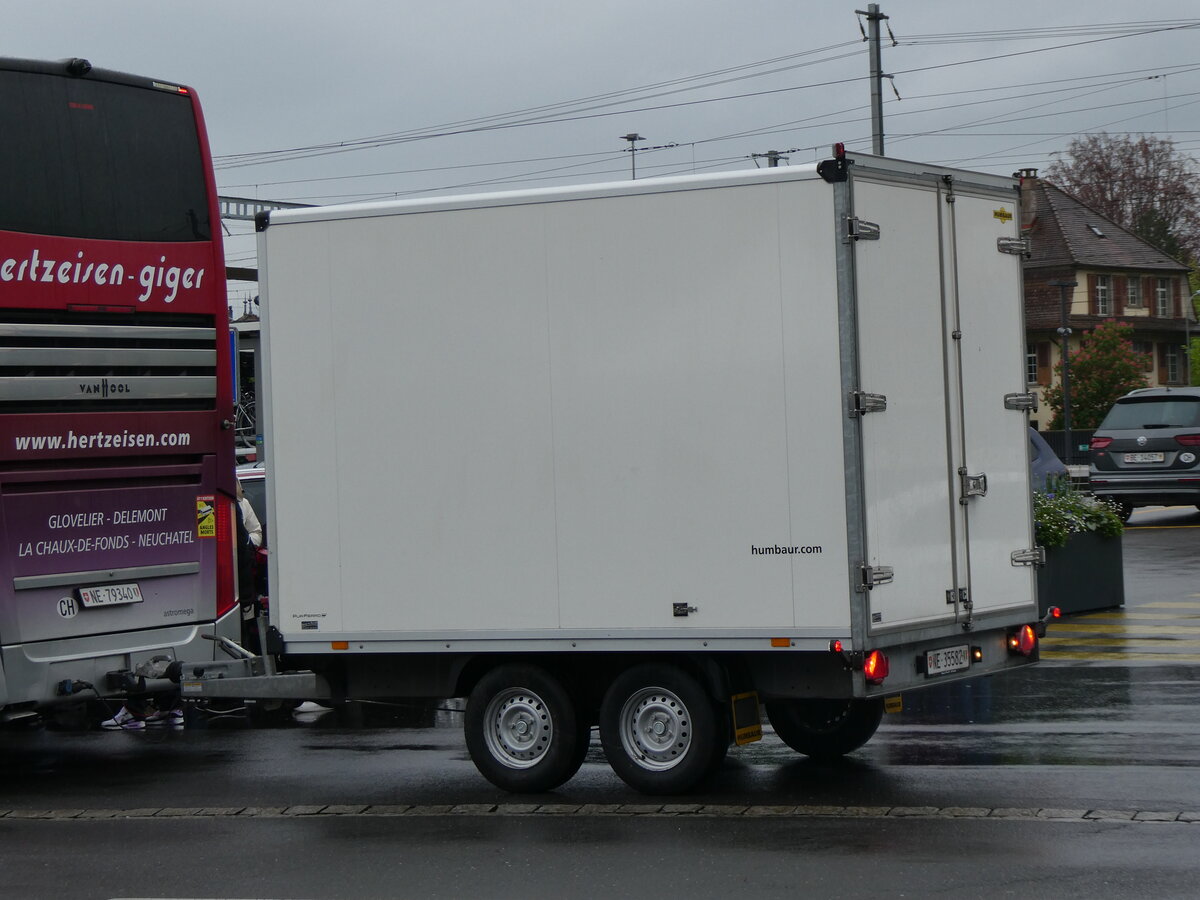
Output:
79,378,132,398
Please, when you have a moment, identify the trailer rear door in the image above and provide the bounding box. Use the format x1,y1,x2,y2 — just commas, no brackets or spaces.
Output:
849,169,1034,633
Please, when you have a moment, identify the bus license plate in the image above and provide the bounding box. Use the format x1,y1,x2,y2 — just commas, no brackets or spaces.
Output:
1124,452,1164,463
925,644,970,677
78,582,144,608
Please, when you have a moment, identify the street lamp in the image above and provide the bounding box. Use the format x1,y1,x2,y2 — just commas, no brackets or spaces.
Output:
1051,279,1078,464
620,133,644,179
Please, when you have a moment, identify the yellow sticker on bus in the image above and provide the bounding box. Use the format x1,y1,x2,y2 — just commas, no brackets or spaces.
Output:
196,495,215,538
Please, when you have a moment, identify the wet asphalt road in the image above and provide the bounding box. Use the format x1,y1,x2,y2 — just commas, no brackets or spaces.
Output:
1,506,1198,898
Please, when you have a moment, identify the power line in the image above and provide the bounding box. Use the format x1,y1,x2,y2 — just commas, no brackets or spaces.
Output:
213,41,865,170
214,19,1200,179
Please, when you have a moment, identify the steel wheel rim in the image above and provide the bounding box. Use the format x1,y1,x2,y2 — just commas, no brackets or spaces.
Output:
483,688,552,770
618,686,692,771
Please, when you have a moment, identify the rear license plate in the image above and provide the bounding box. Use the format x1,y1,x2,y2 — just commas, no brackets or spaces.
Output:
925,644,970,677
1124,452,1164,463
78,582,144,608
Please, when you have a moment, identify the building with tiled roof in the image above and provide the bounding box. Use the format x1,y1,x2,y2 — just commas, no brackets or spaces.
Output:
1018,169,1193,431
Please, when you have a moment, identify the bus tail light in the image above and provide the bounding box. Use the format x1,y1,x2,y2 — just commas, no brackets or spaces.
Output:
863,650,889,685
215,495,237,619
1007,625,1038,657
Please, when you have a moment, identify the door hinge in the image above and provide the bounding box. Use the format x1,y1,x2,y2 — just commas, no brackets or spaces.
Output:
1004,391,1039,412
1010,547,1046,567
845,217,881,242
849,390,888,417
859,564,894,592
997,236,1032,257
959,468,988,503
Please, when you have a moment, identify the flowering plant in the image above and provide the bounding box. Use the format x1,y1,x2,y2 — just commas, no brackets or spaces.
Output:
1032,481,1125,550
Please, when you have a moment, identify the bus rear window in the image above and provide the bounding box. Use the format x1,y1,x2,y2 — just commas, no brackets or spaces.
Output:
0,71,211,242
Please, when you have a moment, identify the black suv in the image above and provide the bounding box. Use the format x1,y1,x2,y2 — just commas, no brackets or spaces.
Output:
1089,387,1200,520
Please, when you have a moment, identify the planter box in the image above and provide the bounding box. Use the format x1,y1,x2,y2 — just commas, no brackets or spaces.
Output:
1036,531,1124,617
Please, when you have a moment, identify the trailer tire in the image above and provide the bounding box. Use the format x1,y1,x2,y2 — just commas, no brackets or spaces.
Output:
465,665,588,793
766,697,884,760
599,664,721,795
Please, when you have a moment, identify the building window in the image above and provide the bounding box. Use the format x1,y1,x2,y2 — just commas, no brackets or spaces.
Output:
1156,278,1172,317
1026,344,1038,385
1166,344,1180,384
1133,341,1155,372
1126,276,1142,309
1095,274,1112,315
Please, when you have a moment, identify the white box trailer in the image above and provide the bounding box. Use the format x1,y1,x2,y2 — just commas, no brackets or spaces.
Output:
182,151,1050,794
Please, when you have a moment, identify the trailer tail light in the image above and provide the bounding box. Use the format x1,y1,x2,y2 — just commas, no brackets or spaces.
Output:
1175,434,1200,447
863,650,889,685
216,495,237,619
1007,625,1037,657
1089,436,1112,450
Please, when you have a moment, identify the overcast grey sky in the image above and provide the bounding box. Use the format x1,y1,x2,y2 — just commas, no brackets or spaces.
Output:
6,2,1200,305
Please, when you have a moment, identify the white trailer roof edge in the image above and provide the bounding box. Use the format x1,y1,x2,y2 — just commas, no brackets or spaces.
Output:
261,152,1016,228
264,164,823,225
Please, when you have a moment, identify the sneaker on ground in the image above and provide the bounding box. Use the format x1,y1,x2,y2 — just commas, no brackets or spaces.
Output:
100,707,146,730
145,707,185,727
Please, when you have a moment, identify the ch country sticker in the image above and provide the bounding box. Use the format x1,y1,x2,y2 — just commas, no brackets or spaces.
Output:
196,496,216,538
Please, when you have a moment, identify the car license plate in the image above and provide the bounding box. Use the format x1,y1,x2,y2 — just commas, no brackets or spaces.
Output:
925,644,970,677
78,582,144,608
1124,452,1164,463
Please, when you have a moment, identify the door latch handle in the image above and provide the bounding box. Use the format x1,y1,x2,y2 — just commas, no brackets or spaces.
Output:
959,469,988,502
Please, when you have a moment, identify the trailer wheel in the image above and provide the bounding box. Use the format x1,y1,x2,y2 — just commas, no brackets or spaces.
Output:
465,665,588,793
765,697,884,760
599,664,721,795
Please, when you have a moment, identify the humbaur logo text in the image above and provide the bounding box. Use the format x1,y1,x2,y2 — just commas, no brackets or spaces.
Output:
0,246,206,304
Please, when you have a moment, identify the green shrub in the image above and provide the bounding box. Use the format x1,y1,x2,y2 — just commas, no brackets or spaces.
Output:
1033,481,1125,550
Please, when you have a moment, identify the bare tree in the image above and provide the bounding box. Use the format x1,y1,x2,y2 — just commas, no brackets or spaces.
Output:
1045,133,1200,264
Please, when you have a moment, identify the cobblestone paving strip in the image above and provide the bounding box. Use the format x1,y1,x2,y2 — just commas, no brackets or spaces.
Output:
3,804,1197,822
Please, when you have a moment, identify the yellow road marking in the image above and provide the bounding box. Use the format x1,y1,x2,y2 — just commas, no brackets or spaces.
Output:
1042,637,1200,647
1041,657,1200,662
1046,623,1200,634
1078,612,1200,620
1126,525,1200,530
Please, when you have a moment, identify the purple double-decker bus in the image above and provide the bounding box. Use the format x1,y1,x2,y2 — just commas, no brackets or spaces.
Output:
0,57,240,724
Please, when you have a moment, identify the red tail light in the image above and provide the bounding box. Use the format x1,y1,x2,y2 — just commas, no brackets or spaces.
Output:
215,495,237,619
1175,434,1200,447
863,650,889,685
1007,625,1037,657
1089,436,1112,450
